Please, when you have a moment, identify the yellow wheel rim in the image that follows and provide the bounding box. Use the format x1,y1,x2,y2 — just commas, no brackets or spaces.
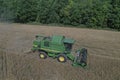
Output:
59,57,65,62
40,54,44,58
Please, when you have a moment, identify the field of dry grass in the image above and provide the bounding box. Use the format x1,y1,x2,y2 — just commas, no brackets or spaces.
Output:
0,23,120,80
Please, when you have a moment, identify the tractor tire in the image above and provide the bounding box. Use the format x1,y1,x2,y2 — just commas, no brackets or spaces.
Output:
39,51,47,59
57,54,67,63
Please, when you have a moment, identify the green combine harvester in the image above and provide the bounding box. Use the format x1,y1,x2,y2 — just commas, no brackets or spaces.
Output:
32,35,87,67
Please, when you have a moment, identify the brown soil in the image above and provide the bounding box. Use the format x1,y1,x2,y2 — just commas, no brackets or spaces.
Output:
0,23,120,80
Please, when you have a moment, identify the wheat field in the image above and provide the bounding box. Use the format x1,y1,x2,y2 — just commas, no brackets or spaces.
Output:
0,23,120,80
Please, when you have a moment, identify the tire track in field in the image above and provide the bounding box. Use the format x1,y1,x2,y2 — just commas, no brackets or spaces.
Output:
0,33,10,80
89,53,120,60
0,52,7,80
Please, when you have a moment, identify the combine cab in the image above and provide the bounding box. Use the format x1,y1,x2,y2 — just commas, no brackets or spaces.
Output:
32,35,87,67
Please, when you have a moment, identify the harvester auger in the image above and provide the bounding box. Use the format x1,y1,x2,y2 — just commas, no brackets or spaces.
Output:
31,35,87,67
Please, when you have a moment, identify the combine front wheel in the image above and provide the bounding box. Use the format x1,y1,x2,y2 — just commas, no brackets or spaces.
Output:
57,54,67,63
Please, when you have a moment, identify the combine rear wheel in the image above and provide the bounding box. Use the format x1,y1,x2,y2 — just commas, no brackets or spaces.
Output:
39,51,47,59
